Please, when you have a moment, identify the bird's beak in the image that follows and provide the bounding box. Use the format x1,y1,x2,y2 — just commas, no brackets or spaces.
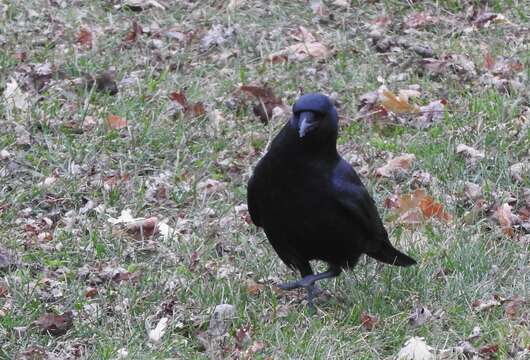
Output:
298,112,317,138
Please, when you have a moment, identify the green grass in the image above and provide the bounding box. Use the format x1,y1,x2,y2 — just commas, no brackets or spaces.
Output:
1,0,529,359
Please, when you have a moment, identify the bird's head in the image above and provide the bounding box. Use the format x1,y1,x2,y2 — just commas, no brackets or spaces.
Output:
290,93,338,140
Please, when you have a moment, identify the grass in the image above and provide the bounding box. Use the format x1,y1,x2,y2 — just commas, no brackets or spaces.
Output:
1,0,529,359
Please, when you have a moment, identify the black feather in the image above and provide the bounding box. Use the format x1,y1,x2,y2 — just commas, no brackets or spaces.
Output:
247,93,416,304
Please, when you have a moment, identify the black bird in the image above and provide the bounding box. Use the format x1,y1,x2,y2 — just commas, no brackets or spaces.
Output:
247,93,416,307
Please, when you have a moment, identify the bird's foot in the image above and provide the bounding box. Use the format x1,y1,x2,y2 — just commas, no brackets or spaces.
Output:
278,276,323,310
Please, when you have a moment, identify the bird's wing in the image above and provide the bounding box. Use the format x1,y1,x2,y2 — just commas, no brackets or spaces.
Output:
247,172,262,227
332,160,389,252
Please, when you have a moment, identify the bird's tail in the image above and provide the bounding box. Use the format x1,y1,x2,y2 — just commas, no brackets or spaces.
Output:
367,243,416,267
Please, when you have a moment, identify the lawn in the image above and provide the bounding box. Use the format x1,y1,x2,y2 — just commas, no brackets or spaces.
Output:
0,0,529,359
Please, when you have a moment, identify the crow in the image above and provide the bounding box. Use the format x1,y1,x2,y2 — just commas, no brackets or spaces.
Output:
247,93,416,307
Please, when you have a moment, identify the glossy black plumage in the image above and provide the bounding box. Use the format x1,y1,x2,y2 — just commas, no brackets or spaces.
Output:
247,93,416,306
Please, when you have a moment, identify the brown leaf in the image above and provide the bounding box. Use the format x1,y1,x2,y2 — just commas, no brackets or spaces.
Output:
124,21,143,42
76,27,93,47
360,311,378,331
483,50,495,70
169,91,205,117
84,287,98,298
268,26,331,62
493,203,516,236
34,311,73,336
478,344,499,355
246,280,264,296
456,144,484,165
240,85,283,124
0,286,8,297
379,89,420,114
472,298,501,312
394,189,451,224
374,154,416,178
127,216,159,238
106,114,128,130
404,11,436,29
503,296,524,320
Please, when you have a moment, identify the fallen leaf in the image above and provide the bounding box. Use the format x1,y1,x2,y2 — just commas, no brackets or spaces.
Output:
0,149,11,160
379,88,420,114
479,344,499,356
360,311,378,331
240,85,284,124
493,203,517,236
200,24,236,50
4,78,30,113
397,337,433,360
148,317,169,344
510,162,530,182
456,144,484,164
169,91,205,117
106,114,128,130
208,304,235,337
394,189,451,224
116,0,165,11
234,324,251,350
84,287,98,298
404,11,436,29
503,296,524,320
415,99,446,128
472,298,501,312
76,26,92,47
408,305,432,327
34,311,73,336
310,0,328,16
374,154,416,178
464,182,482,201
269,26,331,62
124,21,143,42
0,286,8,298
197,178,227,195
246,279,264,296
127,216,159,238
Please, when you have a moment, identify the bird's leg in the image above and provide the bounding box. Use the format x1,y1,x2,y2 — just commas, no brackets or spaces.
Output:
279,266,342,308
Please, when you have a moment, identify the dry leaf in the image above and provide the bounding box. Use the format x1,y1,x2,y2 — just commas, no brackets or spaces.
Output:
169,91,205,117
510,162,530,182
4,78,30,113
360,311,378,331
197,178,226,195
397,337,433,360
76,26,92,47
127,216,159,238
503,296,524,320
148,317,169,344
472,298,501,312
106,114,128,130
404,11,436,29
269,26,331,62
464,182,482,201
246,279,264,296
456,144,484,164
374,154,416,178
124,21,143,42
34,311,73,336
408,305,432,327
379,88,420,114
493,203,517,236
0,149,11,160
415,99,446,128
394,189,451,224
240,85,284,124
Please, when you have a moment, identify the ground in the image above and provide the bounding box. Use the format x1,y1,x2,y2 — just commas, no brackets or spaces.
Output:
0,0,529,359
